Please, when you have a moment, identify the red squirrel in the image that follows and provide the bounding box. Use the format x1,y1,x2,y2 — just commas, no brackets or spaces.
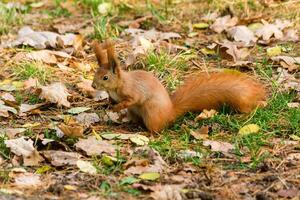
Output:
92,40,266,132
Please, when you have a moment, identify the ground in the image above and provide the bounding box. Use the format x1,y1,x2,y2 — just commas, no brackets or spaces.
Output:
0,0,300,200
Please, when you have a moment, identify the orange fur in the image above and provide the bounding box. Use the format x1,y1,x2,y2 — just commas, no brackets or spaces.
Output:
92,41,266,132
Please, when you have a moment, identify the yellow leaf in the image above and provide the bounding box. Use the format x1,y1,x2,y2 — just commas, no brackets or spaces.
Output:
22,122,41,128
76,160,97,174
200,48,216,55
129,135,149,146
101,155,117,166
64,185,77,191
238,124,260,135
193,23,209,29
139,172,160,181
267,46,282,57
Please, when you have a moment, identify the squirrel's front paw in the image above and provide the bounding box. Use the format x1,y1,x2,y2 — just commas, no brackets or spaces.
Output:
112,105,122,112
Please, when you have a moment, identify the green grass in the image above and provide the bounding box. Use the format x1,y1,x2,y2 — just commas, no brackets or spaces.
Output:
143,50,195,90
12,62,52,84
0,135,10,159
0,2,24,35
92,16,122,41
43,0,71,17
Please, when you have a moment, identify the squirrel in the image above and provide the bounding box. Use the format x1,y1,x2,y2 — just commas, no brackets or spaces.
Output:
92,40,266,132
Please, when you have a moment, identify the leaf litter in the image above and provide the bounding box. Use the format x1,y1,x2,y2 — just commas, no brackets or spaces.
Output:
0,1,300,199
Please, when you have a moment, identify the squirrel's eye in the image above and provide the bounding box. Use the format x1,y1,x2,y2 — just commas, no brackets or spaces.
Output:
103,75,109,81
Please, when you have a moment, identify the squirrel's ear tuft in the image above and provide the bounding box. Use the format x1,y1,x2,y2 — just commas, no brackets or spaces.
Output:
93,41,108,67
105,40,121,75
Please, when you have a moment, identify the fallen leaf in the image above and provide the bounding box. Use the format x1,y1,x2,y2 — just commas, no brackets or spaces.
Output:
5,137,35,157
24,50,71,64
57,122,84,137
193,23,209,29
150,184,184,200
76,160,97,174
210,15,238,33
67,107,91,114
101,133,132,140
64,185,78,191
227,26,257,45
139,172,160,181
39,82,70,107
103,111,121,123
178,150,202,159
247,22,263,32
190,126,209,140
0,80,23,92
0,92,16,102
238,124,260,136
19,103,45,114
120,177,139,185
23,149,44,166
195,109,217,121
75,136,116,156
124,147,167,175
5,26,78,49
287,102,300,108
15,173,41,187
271,56,300,66
130,135,149,146
267,46,282,57
22,122,41,128
35,166,52,174
23,78,40,89
203,140,234,153
255,20,292,41
75,112,100,126
0,128,26,139
214,41,250,61
0,103,17,117
70,61,91,72
42,150,81,166
101,155,117,166
277,188,299,198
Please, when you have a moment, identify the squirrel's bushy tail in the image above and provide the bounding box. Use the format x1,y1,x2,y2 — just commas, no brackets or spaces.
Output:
171,71,266,118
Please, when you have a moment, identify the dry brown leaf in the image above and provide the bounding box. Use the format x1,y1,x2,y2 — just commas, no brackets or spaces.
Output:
14,173,41,187
75,113,100,126
255,20,292,41
0,92,16,102
70,61,91,72
0,128,26,139
23,149,44,166
57,122,84,137
221,41,250,61
19,103,45,114
150,184,184,200
190,126,209,140
39,82,70,107
4,137,35,157
227,26,257,45
0,102,18,117
5,26,77,49
277,188,299,198
23,78,40,90
195,109,217,121
124,147,167,175
210,15,238,33
203,140,234,153
75,136,116,156
42,150,81,166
